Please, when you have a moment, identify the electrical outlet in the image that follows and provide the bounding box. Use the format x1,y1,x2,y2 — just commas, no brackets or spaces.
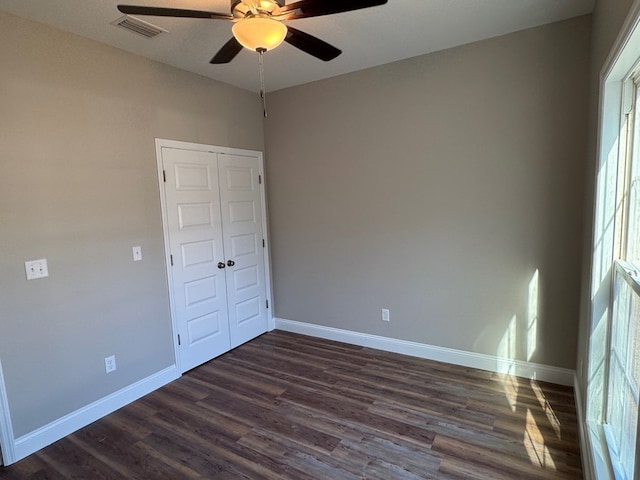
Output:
381,308,390,322
25,258,49,280
105,355,117,374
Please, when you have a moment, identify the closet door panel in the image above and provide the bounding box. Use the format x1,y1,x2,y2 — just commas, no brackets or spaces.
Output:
218,154,268,348
162,147,231,372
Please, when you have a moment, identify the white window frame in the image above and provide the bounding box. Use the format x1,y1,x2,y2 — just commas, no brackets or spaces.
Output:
603,260,640,479
587,2,640,479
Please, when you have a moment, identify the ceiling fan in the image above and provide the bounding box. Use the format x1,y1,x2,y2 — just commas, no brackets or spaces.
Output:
117,0,389,64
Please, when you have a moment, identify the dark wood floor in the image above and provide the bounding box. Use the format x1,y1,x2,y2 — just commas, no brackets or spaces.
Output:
0,331,582,479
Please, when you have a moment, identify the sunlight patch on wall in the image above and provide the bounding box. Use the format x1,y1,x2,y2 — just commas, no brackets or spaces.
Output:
527,269,539,362
497,315,518,376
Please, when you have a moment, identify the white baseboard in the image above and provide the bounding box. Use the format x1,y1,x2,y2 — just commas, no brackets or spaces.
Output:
10,365,179,464
275,318,575,386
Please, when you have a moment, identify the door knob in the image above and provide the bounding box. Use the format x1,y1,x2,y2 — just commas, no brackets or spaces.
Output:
217,262,226,269
227,260,235,267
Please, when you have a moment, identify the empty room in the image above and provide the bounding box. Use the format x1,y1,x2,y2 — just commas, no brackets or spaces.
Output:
0,0,638,478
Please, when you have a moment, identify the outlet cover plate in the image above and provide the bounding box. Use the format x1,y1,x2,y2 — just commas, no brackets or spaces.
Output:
25,258,49,280
105,355,117,374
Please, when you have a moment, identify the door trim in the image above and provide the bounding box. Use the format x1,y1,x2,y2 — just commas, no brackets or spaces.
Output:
0,357,16,465
155,138,274,373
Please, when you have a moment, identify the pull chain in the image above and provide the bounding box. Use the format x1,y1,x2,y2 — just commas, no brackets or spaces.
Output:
257,47,267,118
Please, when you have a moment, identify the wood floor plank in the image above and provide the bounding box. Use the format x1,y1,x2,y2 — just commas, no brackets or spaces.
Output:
238,428,362,480
33,438,123,480
339,434,442,474
279,387,437,447
132,440,202,479
431,434,577,480
0,331,582,479
370,398,580,474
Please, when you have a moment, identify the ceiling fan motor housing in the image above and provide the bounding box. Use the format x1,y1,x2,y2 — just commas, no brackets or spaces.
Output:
231,0,285,19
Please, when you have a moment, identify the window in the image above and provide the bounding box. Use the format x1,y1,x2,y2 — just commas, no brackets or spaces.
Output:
602,76,640,480
605,262,640,479
627,82,640,267
587,9,640,479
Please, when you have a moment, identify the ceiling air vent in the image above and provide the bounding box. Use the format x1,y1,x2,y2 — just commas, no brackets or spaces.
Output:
111,15,166,39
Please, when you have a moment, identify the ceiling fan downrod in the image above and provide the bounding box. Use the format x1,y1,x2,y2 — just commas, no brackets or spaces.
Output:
257,47,268,118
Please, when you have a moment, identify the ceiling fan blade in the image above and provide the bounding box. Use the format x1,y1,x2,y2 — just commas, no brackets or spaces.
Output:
285,27,341,61
210,37,243,64
276,0,387,20
117,5,232,20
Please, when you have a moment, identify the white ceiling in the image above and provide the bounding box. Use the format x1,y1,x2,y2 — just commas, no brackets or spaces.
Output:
0,0,594,92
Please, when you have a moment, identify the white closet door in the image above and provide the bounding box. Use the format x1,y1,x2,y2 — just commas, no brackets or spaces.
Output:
162,147,231,372
218,153,268,348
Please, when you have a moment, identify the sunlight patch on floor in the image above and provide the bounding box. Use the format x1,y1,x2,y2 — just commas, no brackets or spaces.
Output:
530,379,562,440
524,408,558,470
501,371,520,412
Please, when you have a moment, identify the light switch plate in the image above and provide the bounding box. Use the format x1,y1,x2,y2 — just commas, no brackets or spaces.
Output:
132,246,142,262
25,258,48,280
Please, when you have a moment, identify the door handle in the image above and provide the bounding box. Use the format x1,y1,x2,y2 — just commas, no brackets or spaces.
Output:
217,262,226,269
227,260,235,267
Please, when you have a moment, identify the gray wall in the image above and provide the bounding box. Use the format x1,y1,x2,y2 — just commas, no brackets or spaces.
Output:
0,12,264,437
265,16,590,370
0,5,599,444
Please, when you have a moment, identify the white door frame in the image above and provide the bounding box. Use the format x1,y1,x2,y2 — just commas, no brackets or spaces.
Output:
0,358,16,465
155,138,274,373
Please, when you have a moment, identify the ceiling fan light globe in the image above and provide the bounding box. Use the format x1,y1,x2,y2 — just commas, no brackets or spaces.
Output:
232,17,287,52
